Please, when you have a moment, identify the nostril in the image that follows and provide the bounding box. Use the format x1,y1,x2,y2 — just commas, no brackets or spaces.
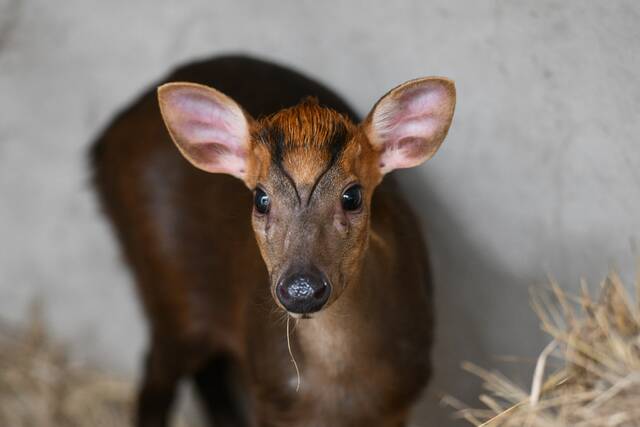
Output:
313,284,329,301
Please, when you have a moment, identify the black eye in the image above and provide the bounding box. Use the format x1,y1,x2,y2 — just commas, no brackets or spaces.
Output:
341,185,362,211
254,188,270,214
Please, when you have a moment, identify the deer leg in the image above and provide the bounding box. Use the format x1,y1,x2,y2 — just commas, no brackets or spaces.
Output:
193,353,252,427
136,338,192,427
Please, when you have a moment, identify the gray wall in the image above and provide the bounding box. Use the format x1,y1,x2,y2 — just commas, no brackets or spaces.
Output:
1,0,639,425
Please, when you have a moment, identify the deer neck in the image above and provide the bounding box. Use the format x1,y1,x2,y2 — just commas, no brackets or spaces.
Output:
293,229,391,376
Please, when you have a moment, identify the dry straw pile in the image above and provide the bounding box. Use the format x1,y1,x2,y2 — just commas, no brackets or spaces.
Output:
447,270,640,427
0,305,193,427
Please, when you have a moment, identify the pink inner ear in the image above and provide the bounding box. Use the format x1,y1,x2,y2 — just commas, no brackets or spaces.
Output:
172,93,239,144
159,85,250,179
371,81,454,174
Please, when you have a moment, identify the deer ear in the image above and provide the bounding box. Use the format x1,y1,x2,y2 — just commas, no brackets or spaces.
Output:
158,82,252,180
364,77,456,175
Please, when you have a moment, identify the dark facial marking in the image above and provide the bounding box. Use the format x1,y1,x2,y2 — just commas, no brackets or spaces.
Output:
256,125,302,204
326,121,349,166
306,122,348,206
255,99,353,205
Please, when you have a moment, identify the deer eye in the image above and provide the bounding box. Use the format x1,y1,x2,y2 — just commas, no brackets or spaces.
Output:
341,185,362,211
254,188,270,214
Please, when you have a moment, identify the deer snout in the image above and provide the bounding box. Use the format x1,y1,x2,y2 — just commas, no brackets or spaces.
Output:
276,267,331,314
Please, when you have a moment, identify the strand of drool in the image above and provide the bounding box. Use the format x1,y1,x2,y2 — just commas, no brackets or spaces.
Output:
286,316,301,392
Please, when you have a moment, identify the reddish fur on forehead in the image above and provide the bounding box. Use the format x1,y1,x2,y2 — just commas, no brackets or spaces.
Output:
252,98,358,185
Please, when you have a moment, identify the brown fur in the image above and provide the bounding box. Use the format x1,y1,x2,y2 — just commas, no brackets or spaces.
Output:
91,56,440,427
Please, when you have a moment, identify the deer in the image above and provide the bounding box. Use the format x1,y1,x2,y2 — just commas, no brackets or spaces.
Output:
91,55,455,427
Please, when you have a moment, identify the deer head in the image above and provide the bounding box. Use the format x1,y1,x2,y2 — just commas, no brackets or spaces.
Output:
158,77,456,316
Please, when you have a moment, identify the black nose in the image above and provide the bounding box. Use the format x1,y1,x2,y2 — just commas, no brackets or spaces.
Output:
276,269,331,314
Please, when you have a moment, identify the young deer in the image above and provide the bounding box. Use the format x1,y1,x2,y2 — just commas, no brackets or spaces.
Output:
91,56,455,427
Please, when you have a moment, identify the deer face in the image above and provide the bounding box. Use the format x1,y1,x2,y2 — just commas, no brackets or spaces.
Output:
158,77,455,316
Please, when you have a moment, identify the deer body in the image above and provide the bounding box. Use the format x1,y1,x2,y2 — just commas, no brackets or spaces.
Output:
91,56,455,427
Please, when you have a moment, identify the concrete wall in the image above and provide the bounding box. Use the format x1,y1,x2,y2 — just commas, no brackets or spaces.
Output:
1,0,638,425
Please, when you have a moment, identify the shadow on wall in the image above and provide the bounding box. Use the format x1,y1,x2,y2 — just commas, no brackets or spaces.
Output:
396,170,544,427
0,0,22,54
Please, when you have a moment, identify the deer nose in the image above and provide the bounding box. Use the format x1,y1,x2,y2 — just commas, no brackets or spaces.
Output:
276,269,331,314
